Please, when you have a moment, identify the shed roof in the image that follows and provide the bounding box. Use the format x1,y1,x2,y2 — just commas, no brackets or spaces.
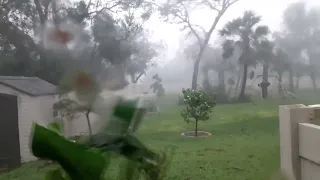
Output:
0,76,59,96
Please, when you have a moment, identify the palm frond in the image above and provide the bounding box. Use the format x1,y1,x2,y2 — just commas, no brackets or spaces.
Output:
222,39,235,59
219,18,242,36
218,28,230,36
253,39,274,64
271,48,291,73
242,11,261,28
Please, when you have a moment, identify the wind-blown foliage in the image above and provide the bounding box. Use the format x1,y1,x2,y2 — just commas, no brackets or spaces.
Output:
220,10,269,100
155,0,240,89
275,2,320,92
31,97,174,180
199,45,235,102
253,39,273,99
0,0,159,85
181,88,216,137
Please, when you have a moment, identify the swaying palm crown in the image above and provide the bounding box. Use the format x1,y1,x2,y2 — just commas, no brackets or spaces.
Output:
219,11,269,65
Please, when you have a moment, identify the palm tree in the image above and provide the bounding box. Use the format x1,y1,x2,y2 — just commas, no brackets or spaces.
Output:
201,47,227,95
271,48,290,94
223,44,242,93
273,33,300,93
305,37,320,91
308,65,319,91
253,39,273,99
292,62,307,90
219,11,269,100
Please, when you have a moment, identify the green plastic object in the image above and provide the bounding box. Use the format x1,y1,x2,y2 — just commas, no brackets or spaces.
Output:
30,123,108,180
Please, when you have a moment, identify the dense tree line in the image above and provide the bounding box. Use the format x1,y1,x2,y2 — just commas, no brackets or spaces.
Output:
182,1,320,101
0,0,160,86
1,0,320,99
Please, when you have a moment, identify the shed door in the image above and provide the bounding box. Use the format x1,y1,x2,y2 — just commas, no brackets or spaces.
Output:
0,93,20,172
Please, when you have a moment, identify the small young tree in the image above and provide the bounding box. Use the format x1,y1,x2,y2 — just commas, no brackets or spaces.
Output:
53,99,81,136
53,99,80,122
181,89,216,137
58,71,102,138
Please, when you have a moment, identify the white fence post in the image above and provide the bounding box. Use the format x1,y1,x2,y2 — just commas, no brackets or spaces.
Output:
279,104,312,180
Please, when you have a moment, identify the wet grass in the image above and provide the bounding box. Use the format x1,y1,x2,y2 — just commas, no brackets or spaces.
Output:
1,92,320,180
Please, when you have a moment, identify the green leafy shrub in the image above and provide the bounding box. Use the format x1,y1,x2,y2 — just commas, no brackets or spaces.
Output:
31,98,174,180
181,88,216,137
33,71,174,180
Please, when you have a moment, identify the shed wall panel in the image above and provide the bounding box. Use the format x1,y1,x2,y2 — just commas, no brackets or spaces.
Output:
0,84,56,162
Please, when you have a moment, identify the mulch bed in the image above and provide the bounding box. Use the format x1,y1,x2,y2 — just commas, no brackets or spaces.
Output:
181,131,212,137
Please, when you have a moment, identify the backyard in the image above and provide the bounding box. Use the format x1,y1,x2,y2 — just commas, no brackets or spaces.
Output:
1,92,320,180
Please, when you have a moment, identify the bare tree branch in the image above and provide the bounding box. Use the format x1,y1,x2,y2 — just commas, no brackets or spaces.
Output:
154,0,241,89
88,1,122,15
200,0,220,12
133,71,145,83
225,0,240,8
180,2,203,45
193,25,207,36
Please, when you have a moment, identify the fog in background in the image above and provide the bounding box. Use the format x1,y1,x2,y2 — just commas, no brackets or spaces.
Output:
138,0,320,93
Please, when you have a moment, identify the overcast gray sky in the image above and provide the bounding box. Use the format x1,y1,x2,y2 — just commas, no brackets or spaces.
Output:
144,0,320,65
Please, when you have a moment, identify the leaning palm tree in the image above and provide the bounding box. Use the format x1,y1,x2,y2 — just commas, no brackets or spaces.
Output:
292,61,307,90
271,48,290,94
219,11,269,100
306,48,320,91
253,39,274,99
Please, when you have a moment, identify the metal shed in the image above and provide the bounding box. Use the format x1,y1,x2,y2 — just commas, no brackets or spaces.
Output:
0,76,58,172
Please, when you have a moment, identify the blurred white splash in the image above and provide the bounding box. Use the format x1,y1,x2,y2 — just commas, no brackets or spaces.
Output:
42,20,84,50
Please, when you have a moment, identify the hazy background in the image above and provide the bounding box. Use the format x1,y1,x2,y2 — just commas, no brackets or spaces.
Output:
139,0,320,93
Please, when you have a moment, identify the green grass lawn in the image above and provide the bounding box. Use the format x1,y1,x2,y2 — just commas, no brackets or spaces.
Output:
1,92,320,180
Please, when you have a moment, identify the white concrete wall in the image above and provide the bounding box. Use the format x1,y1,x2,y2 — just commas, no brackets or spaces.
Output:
279,105,320,180
299,123,320,180
0,84,56,163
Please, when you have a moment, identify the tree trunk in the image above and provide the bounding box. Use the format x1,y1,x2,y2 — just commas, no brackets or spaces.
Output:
227,86,233,100
131,72,145,84
238,63,248,100
295,77,300,90
191,56,202,90
312,78,317,91
218,70,225,94
310,73,317,91
288,68,294,92
195,120,198,137
85,112,93,138
278,72,283,94
261,64,269,99
234,67,242,93
191,13,224,90
202,69,211,92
